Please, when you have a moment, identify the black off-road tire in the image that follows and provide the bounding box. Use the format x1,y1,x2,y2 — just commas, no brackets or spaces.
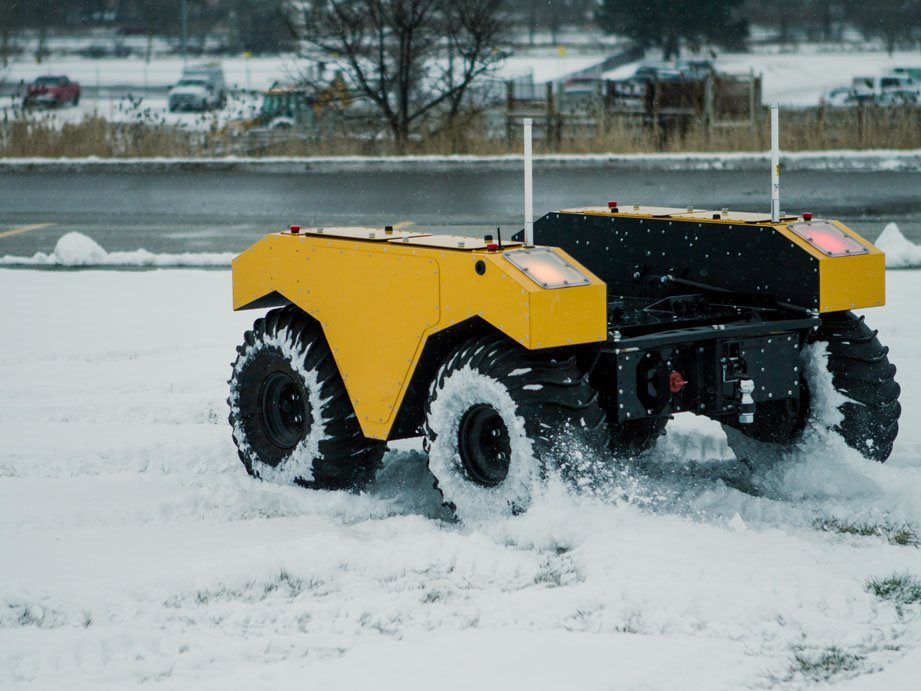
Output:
725,311,900,463
228,305,385,490
423,334,605,521
817,312,900,461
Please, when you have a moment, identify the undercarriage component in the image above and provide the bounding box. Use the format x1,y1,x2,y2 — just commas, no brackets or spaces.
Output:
738,379,756,424
722,311,900,463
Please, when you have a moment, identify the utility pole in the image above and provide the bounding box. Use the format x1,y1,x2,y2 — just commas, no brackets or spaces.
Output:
180,0,188,64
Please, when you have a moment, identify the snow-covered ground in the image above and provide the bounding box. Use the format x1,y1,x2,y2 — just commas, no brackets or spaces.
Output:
2,261,921,689
3,56,304,92
714,50,921,107
0,52,609,130
603,49,921,107
3,54,615,92
0,92,262,132
0,232,235,268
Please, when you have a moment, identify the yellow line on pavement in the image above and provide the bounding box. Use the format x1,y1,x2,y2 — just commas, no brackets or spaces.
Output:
392,220,415,230
0,223,56,239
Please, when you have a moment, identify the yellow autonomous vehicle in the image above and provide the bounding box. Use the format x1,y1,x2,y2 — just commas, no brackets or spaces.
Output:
228,115,898,520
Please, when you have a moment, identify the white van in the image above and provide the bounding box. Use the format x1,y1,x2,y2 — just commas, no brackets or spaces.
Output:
168,63,227,112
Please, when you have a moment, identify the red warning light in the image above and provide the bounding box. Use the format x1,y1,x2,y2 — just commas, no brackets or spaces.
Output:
608,200,618,209
669,371,687,394
289,225,301,234
803,212,813,221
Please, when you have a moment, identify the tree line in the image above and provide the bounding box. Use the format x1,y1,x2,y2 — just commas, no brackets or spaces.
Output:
1,0,293,61
3,0,919,63
598,0,921,59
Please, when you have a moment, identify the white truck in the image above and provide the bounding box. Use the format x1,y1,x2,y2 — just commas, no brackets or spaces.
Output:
168,63,226,112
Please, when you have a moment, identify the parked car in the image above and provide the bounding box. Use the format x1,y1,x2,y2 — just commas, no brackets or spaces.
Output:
23,75,81,108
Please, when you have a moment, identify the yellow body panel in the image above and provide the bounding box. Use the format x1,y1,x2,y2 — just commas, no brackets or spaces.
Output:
770,219,886,313
233,233,606,439
560,205,886,313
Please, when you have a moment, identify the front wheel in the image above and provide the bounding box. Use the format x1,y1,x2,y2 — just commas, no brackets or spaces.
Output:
228,305,385,490
423,335,604,522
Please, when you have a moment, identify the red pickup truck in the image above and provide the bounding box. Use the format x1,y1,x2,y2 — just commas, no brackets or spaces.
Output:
24,76,81,108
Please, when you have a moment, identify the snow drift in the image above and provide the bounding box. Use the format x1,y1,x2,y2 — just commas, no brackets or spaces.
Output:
876,223,921,269
0,231,234,268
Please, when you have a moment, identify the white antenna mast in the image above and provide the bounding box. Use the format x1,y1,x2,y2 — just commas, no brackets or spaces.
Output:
523,117,534,247
771,104,780,223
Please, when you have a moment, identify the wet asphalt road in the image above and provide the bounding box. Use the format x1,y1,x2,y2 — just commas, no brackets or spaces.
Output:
1,167,920,256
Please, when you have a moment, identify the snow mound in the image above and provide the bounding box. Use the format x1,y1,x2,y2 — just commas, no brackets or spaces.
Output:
51,231,109,265
0,231,235,268
876,223,921,269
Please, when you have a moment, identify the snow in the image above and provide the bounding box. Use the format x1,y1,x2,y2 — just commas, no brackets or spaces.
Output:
0,232,234,267
599,49,921,107
876,223,921,269
4,56,304,92
4,54,612,92
712,50,921,107
497,54,611,84
0,92,263,132
2,266,921,689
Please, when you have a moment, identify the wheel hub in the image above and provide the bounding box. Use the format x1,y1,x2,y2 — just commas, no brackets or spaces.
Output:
258,370,309,449
457,404,512,487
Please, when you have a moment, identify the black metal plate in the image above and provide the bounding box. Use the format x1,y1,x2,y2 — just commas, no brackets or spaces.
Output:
528,213,820,311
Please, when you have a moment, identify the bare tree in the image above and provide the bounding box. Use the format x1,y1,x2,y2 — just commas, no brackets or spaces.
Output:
287,0,507,147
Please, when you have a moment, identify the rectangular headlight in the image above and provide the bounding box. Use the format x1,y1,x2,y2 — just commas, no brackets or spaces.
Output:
788,220,869,257
503,248,591,289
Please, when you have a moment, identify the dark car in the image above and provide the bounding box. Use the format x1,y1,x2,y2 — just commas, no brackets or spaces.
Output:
24,76,81,108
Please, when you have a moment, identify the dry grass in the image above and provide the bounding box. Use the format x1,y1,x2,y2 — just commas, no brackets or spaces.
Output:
2,106,921,158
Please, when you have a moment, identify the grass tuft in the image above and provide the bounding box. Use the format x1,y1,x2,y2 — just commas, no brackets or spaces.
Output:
791,646,865,682
867,573,921,605
815,517,920,547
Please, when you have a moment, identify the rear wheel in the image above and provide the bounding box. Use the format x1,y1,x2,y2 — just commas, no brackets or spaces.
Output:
423,335,604,522
228,305,385,490
724,312,900,463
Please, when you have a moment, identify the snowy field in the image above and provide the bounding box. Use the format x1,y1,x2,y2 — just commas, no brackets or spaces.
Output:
6,47,921,130
2,258,921,689
714,49,921,106
605,49,921,107
3,53,604,93
0,52,605,131
0,92,263,132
